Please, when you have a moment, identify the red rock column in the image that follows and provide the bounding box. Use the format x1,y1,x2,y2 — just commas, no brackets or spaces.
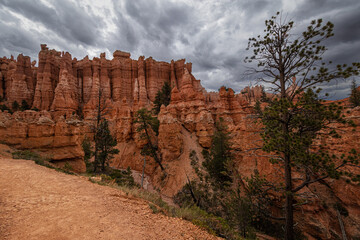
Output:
137,56,148,106
100,54,111,101
81,57,93,104
170,60,177,90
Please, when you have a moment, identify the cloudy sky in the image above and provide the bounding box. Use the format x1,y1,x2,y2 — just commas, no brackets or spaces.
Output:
0,0,359,99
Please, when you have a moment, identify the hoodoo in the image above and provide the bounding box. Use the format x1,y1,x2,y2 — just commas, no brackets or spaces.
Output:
0,45,360,239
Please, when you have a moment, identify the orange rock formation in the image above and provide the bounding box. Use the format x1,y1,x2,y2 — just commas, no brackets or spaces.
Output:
0,45,359,239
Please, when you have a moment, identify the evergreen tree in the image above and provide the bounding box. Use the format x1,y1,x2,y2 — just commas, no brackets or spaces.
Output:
12,101,19,111
20,100,30,111
245,13,360,240
350,79,360,107
174,120,257,239
203,118,233,186
82,136,92,162
134,108,164,170
93,119,119,172
93,88,113,172
153,81,171,114
0,104,11,113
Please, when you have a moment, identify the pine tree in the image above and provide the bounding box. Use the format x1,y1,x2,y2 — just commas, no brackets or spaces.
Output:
349,79,360,107
203,118,232,186
153,81,171,114
134,108,164,170
12,101,19,111
93,119,119,172
245,13,360,240
82,137,92,162
20,100,30,111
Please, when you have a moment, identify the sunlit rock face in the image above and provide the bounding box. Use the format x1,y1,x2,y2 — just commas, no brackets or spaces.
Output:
1,45,360,239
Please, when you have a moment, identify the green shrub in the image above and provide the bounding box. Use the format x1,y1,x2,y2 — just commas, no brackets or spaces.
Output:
0,104,12,113
20,100,30,111
149,203,160,214
12,150,75,175
12,101,19,111
176,206,242,240
109,167,137,187
82,138,92,161
12,150,42,161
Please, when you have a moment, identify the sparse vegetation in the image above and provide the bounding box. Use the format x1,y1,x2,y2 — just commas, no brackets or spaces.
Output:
12,150,75,175
109,167,137,187
12,150,43,161
174,120,259,239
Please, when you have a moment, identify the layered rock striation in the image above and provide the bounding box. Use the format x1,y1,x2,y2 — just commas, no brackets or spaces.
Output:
1,45,195,116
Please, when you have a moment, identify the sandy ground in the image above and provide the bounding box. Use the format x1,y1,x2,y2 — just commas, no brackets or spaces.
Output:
0,154,220,240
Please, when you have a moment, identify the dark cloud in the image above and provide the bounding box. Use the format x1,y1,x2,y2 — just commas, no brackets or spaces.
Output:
0,0,358,99
293,0,360,21
1,0,104,46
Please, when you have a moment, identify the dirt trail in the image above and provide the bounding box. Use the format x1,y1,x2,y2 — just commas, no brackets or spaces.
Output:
0,155,219,240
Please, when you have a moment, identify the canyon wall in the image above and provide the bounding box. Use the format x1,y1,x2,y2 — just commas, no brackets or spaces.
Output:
1,45,360,239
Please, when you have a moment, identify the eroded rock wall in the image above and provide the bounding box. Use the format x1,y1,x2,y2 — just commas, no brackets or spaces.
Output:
0,110,85,172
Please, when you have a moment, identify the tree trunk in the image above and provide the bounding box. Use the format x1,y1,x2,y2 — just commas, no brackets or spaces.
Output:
93,89,102,173
285,155,294,240
279,67,294,240
143,122,165,171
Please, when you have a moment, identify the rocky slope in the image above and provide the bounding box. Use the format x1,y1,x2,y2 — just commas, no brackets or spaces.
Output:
1,45,360,239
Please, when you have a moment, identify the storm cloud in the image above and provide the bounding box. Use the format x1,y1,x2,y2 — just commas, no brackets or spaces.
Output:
0,0,358,99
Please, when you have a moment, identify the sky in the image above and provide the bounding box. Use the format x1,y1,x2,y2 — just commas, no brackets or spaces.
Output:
0,0,359,99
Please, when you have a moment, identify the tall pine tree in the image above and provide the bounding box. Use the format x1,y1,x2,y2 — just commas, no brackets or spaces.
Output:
245,13,360,240
93,119,119,172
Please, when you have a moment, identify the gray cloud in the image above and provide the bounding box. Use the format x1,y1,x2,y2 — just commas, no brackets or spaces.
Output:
1,0,105,46
0,0,358,99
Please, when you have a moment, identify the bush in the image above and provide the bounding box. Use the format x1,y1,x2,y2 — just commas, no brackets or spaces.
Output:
0,104,12,113
176,206,242,240
12,150,75,175
12,150,42,161
12,101,19,111
109,167,137,187
82,137,92,161
20,100,30,111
